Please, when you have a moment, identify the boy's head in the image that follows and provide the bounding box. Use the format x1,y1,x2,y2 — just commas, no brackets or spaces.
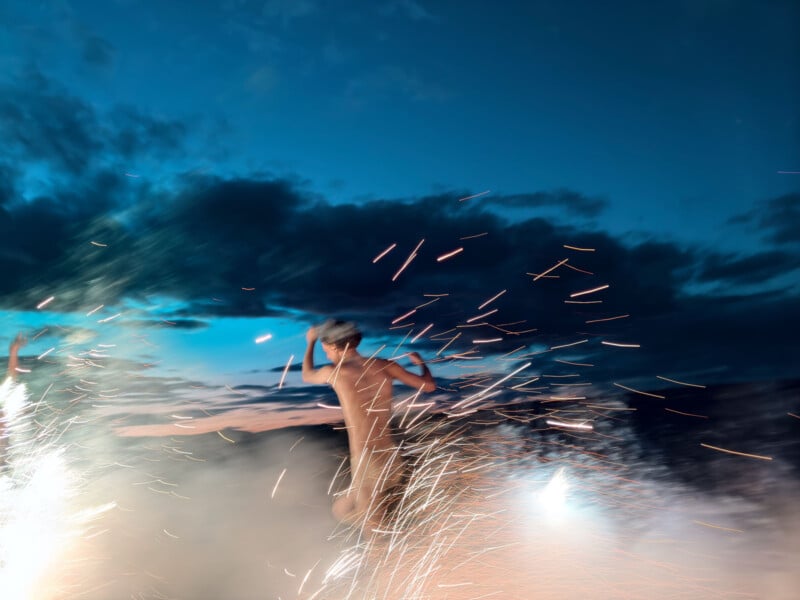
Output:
317,319,362,352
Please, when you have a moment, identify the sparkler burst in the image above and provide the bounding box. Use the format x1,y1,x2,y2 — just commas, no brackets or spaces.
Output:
1,377,115,599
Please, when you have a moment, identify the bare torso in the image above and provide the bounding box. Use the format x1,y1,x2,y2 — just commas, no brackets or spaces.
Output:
329,357,402,495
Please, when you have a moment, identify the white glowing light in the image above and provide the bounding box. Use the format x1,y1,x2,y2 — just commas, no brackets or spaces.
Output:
539,468,569,513
255,333,273,344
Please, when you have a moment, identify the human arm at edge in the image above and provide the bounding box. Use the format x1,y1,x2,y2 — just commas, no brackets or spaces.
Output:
7,334,26,381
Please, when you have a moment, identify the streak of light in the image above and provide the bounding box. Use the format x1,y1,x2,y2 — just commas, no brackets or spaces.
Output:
665,407,708,419
316,402,342,410
255,333,273,343
372,242,397,263
602,341,640,348
217,431,236,443
162,529,179,539
392,309,417,324
298,561,320,595
531,258,569,281
700,443,773,461
570,284,609,298
460,231,488,240
472,337,502,344
466,308,498,323
478,289,507,310
411,323,434,343
97,313,121,323
656,375,707,388
124,172,139,177
271,468,288,498
392,239,425,281
613,382,665,399
457,190,490,202
279,354,294,389
424,293,449,297
434,246,464,263
453,362,531,410
692,520,743,534
565,300,602,304
415,297,440,309
563,262,594,275
554,359,594,367
36,296,55,310
550,339,588,350
789,412,800,419
436,333,461,356
37,347,55,360
546,419,593,431
563,244,595,251
510,377,539,389
242,287,255,291
90,240,108,246
586,314,629,324
499,345,526,358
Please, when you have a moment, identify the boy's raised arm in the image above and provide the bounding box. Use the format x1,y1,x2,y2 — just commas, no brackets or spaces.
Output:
301,327,333,385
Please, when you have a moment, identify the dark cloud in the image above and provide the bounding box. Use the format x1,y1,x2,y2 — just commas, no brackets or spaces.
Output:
697,250,800,285
2,163,797,385
269,363,303,373
126,319,210,330
0,70,102,175
729,193,800,246
0,69,189,176
484,189,608,218
1,73,797,384
81,34,115,68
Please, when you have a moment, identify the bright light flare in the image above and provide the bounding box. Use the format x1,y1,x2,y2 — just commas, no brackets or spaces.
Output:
539,467,569,514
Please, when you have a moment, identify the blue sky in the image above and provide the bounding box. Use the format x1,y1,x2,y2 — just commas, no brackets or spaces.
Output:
1,0,798,388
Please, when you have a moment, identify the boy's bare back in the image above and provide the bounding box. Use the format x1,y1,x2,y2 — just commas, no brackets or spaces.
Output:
301,321,435,525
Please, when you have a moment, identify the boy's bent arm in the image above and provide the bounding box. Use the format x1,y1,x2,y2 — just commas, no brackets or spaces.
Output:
385,353,436,392
301,328,333,385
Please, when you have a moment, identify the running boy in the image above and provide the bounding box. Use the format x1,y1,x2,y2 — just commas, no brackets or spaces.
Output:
302,320,435,525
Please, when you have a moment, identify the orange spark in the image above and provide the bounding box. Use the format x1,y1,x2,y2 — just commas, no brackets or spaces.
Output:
392,239,425,281
586,314,629,324
532,258,569,281
613,382,665,399
570,284,609,298
457,190,490,202
656,375,706,388
278,354,294,389
665,408,708,419
436,247,464,262
478,289,507,310
372,242,397,263
700,443,773,461
602,341,640,348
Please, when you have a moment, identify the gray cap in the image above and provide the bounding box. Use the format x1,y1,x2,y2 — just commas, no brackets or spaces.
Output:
317,319,361,345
